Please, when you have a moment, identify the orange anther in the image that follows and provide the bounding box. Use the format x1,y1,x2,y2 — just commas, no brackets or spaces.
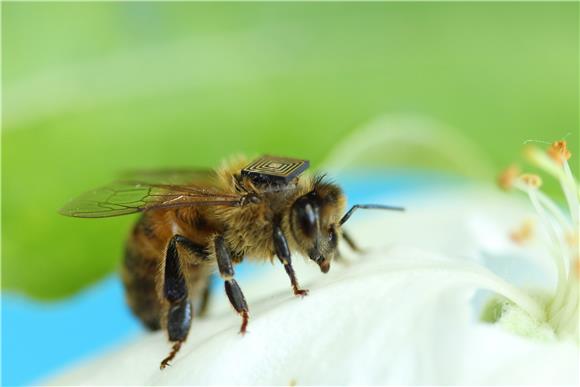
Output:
510,219,535,245
547,140,571,165
520,174,543,188
498,164,521,191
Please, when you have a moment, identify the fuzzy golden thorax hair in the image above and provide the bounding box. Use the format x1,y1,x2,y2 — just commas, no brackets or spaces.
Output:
213,157,346,272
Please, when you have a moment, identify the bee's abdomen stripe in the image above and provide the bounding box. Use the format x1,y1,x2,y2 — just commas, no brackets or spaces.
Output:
122,247,162,330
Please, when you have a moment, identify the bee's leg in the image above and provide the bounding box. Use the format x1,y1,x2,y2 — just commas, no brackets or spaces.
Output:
215,235,250,334
333,250,351,266
197,275,213,317
273,225,309,297
174,234,210,260
172,236,213,317
342,229,365,253
159,235,199,370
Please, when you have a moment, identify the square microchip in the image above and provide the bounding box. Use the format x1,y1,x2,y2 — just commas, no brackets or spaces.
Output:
241,156,310,185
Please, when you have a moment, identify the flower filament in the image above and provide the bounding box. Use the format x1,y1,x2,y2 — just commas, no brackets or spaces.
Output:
501,140,579,341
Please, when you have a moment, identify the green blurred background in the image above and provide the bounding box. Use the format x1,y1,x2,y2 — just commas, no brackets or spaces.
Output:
2,2,578,300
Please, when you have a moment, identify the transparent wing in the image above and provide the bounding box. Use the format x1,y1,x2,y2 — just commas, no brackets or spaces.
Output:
119,168,217,186
60,170,241,218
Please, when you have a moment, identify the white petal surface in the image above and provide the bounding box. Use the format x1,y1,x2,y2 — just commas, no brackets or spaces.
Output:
45,185,579,385
45,249,578,385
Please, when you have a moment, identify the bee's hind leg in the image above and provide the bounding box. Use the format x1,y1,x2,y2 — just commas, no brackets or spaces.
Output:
214,235,250,334
160,235,202,370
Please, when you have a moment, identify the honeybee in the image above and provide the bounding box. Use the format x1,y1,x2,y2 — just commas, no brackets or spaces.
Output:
60,155,403,369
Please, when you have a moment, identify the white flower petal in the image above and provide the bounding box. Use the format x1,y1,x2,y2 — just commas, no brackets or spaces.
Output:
459,324,578,385
45,184,579,385
45,247,578,385
352,185,557,288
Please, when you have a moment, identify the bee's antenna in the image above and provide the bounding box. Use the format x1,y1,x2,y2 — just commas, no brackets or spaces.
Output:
339,204,404,226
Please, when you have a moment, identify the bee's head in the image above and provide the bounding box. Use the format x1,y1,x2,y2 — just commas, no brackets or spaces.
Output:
290,176,405,274
290,177,345,273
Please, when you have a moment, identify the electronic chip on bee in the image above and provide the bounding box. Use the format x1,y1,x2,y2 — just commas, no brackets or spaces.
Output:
60,155,404,368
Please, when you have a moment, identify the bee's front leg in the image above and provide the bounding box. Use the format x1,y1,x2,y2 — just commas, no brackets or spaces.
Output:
273,224,309,297
341,229,365,253
214,235,250,334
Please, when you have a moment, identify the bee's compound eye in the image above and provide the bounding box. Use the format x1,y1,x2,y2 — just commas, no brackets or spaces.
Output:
293,196,318,238
328,227,338,248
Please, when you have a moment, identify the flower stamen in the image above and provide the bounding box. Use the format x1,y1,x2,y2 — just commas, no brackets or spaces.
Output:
548,140,572,165
498,164,520,191
519,174,543,188
495,139,579,342
510,219,535,245
565,232,578,247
